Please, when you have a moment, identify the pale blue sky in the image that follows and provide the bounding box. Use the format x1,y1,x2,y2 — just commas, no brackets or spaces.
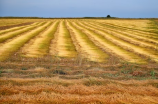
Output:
0,0,158,18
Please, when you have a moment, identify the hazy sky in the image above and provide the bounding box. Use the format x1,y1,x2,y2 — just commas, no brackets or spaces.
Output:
0,0,158,18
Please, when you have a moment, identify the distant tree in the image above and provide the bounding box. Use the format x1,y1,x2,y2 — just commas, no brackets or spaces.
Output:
107,15,111,18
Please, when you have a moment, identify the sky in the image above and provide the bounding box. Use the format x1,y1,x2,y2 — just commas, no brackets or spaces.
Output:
0,0,158,18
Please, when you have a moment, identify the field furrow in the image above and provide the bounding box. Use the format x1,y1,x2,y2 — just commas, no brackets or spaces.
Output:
50,21,77,58
94,22,158,44
84,22,157,50
79,21,158,63
73,22,146,63
96,21,158,39
96,21,158,36
0,22,51,61
21,21,58,57
0,22,40,35
0,22,45,43
66,21,108,62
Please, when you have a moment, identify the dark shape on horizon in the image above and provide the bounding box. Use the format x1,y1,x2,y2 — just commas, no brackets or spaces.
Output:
107,15,111,18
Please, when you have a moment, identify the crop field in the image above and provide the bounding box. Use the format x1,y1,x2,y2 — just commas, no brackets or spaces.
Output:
0,18,158,104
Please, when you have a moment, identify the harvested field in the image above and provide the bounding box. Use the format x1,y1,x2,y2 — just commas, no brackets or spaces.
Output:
50,21,77,58
0,19,158,63
0,78,158,104
0,19,158,104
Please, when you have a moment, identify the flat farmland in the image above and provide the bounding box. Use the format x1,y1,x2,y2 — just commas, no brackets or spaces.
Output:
0,19,158,63
0,18,158,104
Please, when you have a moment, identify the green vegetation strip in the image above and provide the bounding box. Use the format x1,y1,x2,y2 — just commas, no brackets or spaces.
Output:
22,21,59,57
87,21,158,48
85,22,157,50
66,21,108,62
62,21,77,55
50,21,77,57
95,21,158,39
0,22,51,61
96,21,158,35
80,21,158,63
93,21,158,44
73,22,146,64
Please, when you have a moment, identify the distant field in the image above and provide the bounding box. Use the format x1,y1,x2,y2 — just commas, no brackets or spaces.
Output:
0,19,158,104
0,18,50,26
